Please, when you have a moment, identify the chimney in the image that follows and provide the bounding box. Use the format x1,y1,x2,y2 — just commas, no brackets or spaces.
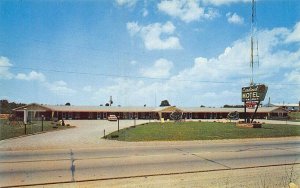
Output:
109,96,113,106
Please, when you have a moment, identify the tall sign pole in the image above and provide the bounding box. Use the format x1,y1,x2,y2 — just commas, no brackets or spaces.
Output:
251,100,260,123
250,0,255,85
244,101,247,123
241,0,268,125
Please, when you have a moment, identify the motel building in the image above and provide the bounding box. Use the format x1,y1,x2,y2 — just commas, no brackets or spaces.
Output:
13,103,288,122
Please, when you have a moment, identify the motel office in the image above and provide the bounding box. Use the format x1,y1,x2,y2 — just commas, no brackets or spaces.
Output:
13,103,288,121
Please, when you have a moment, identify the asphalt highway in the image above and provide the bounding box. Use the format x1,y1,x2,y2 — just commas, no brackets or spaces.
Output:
0,139,299,187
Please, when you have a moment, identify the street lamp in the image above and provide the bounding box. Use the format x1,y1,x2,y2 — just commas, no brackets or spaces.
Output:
134,115,136,126
41,115,44,132
117,116,120,132
24,108,27,135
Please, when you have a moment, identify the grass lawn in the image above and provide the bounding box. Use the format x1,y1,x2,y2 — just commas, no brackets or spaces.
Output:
106,122,300,141
289,112,300,121
0,119,73,140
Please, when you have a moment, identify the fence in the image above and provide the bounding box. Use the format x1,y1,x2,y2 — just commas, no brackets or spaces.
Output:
0,119,70,140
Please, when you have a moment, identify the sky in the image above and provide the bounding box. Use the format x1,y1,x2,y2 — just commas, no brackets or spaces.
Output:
0,0,299,107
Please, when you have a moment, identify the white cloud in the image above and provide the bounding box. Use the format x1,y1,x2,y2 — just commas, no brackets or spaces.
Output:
285,69,300,83
157,0,218,23
142,8,148,17
176,27,298,84
15,71,46,82
284,68,300,101
115,0,137,7
44,80,76,96
0,56,13,79
201,0,251,6
0,56,75,96
97,22,300,106
83,85,93,92
285,21,300,43
130,60,137,65
140,58,174,78
127,21,182,50
15,72,76,95
226,12,244,25
127,22,141,36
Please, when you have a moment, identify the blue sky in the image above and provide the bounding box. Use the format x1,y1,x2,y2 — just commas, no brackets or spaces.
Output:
0,0,299,107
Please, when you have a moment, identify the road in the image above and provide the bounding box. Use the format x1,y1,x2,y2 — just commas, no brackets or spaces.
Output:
0,139,299,187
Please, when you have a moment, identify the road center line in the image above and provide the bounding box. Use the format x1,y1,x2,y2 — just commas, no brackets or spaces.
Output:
191,153,232,169
70,149,75,182
174,148,231,169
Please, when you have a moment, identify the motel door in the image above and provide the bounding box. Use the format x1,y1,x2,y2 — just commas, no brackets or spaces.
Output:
97,112,102,120
27,111,35,122
62,112,66,120
68,112,73,120
103,113,107,119
129,113,133,119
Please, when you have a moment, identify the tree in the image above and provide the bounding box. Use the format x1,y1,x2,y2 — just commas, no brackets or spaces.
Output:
170,110,183,122
223,104,244,108
105,103,110,106
159,100,171,107
0,100,26,114
65,102,71,106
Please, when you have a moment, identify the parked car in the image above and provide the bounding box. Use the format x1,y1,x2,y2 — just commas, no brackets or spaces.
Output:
108,115,118,121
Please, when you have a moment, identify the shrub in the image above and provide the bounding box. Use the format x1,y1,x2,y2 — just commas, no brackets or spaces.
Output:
111,134,119,138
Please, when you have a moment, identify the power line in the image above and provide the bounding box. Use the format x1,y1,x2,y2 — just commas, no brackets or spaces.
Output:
0,65,299,86
0,49,249,78
0,65,234,84
0,33,145,57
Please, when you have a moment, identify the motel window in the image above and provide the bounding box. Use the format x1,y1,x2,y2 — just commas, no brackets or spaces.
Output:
68,112,73,120
88,112,93,119
75,113,80,119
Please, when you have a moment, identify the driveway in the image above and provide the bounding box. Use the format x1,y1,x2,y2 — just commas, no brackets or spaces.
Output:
0,120,150,151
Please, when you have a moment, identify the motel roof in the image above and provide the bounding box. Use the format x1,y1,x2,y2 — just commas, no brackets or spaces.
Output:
13,104,156,112
272,103,300,107
13,103,287,114
181,107,286,113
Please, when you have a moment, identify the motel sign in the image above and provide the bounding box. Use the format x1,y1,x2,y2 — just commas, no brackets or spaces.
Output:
241,84,268,102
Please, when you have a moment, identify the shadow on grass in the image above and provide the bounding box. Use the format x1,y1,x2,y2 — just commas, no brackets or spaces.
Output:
261,127,274,130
